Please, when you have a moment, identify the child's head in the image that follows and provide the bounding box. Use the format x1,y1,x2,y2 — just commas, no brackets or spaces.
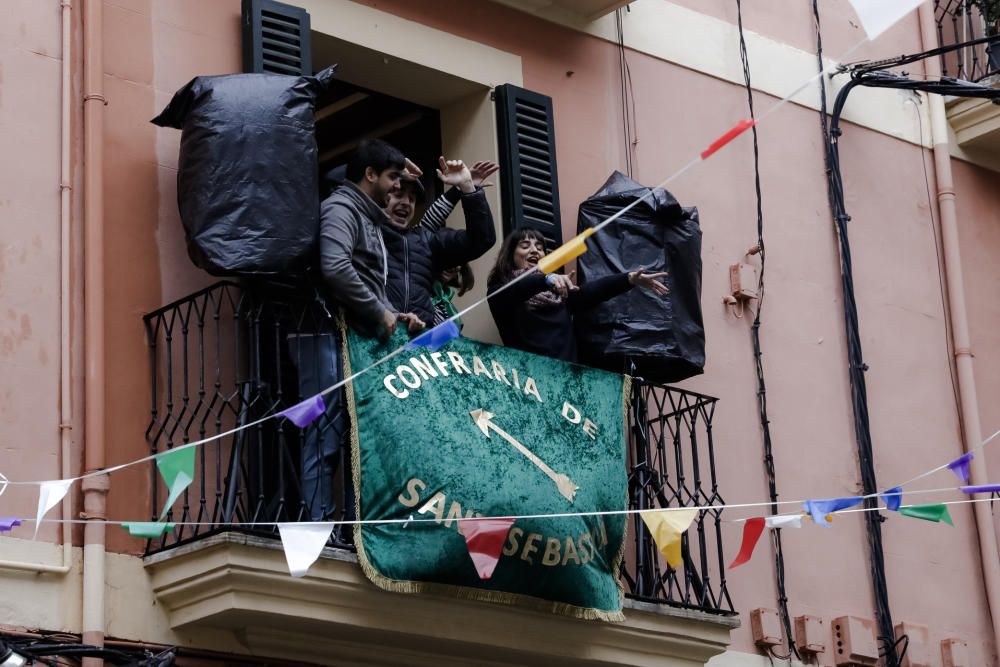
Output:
439,264,475,296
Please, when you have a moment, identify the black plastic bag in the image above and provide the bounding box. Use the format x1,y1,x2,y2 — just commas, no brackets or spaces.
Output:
575,172,705,383
152,66,336,276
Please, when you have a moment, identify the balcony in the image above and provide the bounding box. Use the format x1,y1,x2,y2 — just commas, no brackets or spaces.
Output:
141,281,736,666
934,1,1000,152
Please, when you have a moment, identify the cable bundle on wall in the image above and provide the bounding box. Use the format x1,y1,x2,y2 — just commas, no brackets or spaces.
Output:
733,1,799,661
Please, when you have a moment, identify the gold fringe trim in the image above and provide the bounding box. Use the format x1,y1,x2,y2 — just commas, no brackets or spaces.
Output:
342,320,627,622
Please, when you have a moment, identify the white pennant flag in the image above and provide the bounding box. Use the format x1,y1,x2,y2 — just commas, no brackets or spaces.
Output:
35,479,73,539
277,522,335,577
764,514,803,530
847,0,927,40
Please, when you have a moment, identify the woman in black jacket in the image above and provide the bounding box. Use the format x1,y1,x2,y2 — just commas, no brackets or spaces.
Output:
487,228,668,362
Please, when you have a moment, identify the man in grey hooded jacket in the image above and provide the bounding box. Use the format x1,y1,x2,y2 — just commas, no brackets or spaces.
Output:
293,139,421,525
319,138,424,338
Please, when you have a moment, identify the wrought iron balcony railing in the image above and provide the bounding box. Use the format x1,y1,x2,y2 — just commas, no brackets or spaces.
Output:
934,0,1000,82
142,280,735,616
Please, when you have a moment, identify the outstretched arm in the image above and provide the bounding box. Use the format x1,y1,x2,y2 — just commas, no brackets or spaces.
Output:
568,271,669,312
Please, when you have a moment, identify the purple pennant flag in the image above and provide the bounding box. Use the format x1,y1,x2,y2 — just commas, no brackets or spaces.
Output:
0,518,21,532
279,395,326,428
947,452,974,482
961,484,1000,494
803,497,862,526
406,320,460,351
880,487,903,512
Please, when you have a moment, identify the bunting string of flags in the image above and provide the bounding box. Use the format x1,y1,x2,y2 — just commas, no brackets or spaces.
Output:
2,493,993,579
0,0,953,580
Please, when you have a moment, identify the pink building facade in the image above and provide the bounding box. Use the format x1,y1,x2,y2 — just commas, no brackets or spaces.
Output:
1,0,999,664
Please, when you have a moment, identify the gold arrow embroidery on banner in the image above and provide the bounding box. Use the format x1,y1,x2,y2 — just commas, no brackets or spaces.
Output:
469,409,579,503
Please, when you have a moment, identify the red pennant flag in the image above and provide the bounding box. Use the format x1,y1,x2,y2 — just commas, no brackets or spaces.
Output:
460,518,515,579
729,517,766,569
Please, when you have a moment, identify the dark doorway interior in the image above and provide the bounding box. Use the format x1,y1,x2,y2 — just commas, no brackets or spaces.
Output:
315,79,443,204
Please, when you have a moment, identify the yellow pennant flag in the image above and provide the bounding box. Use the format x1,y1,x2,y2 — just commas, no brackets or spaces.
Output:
640,508,700,568
537,228,595,274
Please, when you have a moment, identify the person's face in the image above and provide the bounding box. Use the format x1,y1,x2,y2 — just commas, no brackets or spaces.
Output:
366,166,403,207
512,236,546,271
385,184,418,230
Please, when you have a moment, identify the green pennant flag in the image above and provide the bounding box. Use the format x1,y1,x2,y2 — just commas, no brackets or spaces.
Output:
156,446,195,520
344,326,629,621
900,503,954,525
122,522,176,538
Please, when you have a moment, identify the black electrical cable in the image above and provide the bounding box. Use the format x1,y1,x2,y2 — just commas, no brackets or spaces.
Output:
734,1,799,662
818,43,1000,667
615,8,637,177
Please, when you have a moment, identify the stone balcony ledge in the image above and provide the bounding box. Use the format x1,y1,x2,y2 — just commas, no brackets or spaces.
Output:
145,532,738,667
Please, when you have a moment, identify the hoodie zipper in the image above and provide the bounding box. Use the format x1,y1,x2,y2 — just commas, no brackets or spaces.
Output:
402,235,410,311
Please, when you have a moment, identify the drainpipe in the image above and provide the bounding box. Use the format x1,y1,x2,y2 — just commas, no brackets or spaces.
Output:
918,3,1000,653
0,0,77,578
82,0,108,662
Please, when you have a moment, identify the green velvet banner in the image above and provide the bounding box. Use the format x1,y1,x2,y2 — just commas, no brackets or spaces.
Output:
344,326,629,620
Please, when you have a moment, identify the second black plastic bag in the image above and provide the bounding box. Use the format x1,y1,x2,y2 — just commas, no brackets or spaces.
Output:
575,172,705,383
153,66,336,276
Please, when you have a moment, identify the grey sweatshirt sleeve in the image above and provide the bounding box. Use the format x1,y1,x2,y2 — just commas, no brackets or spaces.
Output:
319,200,389,328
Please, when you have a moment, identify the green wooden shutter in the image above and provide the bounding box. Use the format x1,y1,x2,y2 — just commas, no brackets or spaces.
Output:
242,0,312,76
495,84,563,248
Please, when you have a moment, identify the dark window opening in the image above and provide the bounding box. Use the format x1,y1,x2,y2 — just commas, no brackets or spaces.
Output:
315,80,443,205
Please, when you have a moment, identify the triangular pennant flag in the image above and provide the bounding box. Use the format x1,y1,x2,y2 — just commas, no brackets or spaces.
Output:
900,503,953,525
122,522,175,538
278,395,326,428
640,508,699,569
156,447,195,520
847,0,926,40
729,517,765,569
764,514,803,529
277,522,335,577
406,320,460,351
802,497,862,526
947,453,974,482
961,483,1000,494
0,518,22,532
35,479,73,539
537,229,595,274
459,517,516,579
881,487,903,512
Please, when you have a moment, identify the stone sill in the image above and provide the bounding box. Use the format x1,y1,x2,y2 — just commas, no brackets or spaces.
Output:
947,81,1000,152
145,532,737,667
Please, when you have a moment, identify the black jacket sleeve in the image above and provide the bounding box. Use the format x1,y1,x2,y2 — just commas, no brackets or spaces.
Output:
568,273,632,312
429,188,497,270
487,274,550,310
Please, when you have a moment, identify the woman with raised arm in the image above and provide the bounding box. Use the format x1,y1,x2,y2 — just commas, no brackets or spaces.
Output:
486,228,669,362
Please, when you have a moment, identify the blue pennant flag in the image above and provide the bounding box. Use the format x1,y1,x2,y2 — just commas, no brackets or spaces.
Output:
880,487,902,512
803,497,862,526
406,320,460,351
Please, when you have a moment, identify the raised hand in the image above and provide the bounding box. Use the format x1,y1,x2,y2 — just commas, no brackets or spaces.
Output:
436,157,475,193
470,160,500,188
403,157,423,179
628,270,670,297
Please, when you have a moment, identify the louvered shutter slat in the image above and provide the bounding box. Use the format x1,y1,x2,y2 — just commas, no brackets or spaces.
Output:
242,0,312,76
495,84,562,248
